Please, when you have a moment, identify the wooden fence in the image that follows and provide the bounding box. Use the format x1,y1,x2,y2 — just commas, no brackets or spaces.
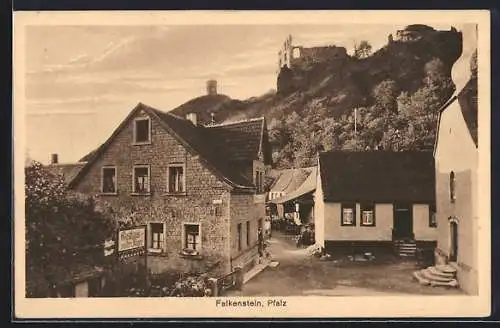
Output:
208,267,243,297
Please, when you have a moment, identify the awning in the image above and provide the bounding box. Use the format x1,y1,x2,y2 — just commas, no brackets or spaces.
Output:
269,167,317,204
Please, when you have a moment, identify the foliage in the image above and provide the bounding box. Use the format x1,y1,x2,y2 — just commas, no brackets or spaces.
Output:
170,274,212,297
25,162,116,296
267,56,456,168
353,40,373,59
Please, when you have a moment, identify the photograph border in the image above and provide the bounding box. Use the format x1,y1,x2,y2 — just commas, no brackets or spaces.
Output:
12,9,492,320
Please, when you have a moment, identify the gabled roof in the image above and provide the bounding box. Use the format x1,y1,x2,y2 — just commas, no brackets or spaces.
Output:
45,163,86,185
269,166,317,204
318,151,435,203
269,167,315,194
70,103,269,191
205,117,272,165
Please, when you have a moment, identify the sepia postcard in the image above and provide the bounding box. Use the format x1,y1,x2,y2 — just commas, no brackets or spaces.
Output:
13,10,491,319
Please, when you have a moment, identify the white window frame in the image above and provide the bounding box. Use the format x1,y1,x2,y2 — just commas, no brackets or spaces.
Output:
132,165,151,194
167,163,186,194
341,203,356,226
182,222,201,251
133,117,152,145
360,204,375,227
100,166,117,195
149,222,165,253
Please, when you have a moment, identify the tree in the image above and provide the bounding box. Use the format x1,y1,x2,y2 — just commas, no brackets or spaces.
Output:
372,80,399,113
25,162,116,297
353,40,373,59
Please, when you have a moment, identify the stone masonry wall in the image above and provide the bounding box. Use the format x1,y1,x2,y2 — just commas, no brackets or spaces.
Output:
229,194,266,273
74,108,234,276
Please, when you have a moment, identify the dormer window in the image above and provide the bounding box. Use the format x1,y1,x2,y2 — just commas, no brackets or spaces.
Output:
134,117,151,144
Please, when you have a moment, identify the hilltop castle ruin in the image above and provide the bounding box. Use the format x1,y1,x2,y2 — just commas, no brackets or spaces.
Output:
277,35,347,73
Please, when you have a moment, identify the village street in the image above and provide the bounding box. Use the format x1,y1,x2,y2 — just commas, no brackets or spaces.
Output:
225,232,464,297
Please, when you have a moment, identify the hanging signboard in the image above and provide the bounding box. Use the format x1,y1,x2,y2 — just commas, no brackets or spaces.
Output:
117,225,147,260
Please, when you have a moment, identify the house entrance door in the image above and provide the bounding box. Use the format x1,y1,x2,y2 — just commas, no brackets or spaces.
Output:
393,203,413,240
449,220,458,262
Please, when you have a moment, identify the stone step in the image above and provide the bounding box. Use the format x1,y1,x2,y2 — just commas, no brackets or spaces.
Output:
412,271,430,285
427,266,456,279
435,264,457,274
398,253,416,258
429,279,459,288
413,270,459,288
421,269,455,283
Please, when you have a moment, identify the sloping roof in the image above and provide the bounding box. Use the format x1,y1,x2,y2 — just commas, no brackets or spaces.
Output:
205,117,271,165
458,76,478,146
45,163,86,185
270,166,317,204
269,167,314,194
318,151,435,203
71,103,268,191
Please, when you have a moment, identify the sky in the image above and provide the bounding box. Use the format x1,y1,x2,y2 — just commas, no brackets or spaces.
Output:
25,23,454,164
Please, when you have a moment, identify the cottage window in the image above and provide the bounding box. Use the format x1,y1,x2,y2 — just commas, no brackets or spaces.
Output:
450,171,456,203
133,166,150,194
237,223,242,251
429,204,437,228
341,203,356,226
101,167,117,194
184,224,200,251
150,223,165,250
168,165,185,193
134,117,151,144
361,203,375,226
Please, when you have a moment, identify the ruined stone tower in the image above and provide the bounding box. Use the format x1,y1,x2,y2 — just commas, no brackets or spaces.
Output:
206,80,218,96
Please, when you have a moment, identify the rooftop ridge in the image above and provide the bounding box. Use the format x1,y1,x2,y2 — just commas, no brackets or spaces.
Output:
46,162,88,167
205,116,265,128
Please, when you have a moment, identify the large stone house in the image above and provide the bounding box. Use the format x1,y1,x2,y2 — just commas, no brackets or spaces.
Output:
314,151,436,258
431,24,478,294
64,102,272,276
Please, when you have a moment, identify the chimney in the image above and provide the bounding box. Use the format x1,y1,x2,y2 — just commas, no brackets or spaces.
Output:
51,153,58,165
186,113,197,126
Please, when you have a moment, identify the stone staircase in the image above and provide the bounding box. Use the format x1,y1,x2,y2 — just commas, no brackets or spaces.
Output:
412,264,459,288
394,239,417,258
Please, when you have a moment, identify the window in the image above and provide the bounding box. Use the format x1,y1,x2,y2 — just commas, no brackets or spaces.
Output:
246,221,251,246
168,165,185,193
133,166,150,194
150,223,165,250
429,204,437,228
237,223,242,251
341,203,356,226
255,170,264,193
450,171,456,203
134,117,151,144
184,224,200,250
101,167,117,194
360,203,375,226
